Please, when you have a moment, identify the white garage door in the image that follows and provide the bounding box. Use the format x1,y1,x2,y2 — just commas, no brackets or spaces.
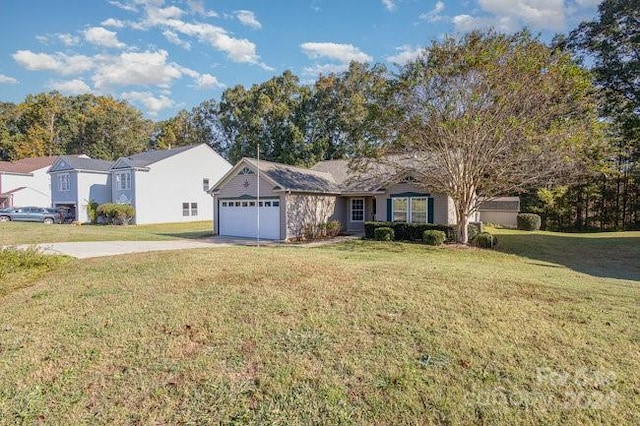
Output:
219,199,281,240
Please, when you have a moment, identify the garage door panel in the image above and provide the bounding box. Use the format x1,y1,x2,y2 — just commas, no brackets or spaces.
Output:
219,201,280,240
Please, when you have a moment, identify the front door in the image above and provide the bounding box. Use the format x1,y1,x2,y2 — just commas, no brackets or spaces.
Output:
348,198,365,233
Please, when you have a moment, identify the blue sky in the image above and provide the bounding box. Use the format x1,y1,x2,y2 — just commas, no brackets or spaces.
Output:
0,0,602,120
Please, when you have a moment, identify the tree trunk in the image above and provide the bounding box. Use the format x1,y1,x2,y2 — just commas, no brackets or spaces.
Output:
456,210,470,244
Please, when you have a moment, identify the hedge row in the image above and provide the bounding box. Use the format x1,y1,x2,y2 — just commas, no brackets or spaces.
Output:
365,221,456,242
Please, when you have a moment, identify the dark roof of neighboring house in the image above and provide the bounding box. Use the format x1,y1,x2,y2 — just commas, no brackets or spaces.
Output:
243,158,342,194
113,145,197,169
0,156,63,174
52,156,115,172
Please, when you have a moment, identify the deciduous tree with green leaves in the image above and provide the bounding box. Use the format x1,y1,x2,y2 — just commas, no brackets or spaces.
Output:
379,30,602,243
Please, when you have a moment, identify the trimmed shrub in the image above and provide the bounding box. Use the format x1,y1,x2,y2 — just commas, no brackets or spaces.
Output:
374,227,394,241
325,220,342,237
365,221,456,242
87,200,99,224
471,232,498,249
517,213,541,231
97,203,136,225
468,222,484,240
423,230,446,246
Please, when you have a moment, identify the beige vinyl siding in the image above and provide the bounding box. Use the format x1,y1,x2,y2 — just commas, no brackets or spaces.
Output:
480,211,518,228
433,193,457,225
285,193,338,239
217,173,278,198
214,171,282,237
374,183,457,225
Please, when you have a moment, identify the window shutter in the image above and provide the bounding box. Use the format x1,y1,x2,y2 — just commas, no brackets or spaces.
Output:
428,197,434,224
386,198,392,222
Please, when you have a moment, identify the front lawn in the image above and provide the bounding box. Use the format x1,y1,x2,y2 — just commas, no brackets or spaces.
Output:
0,231,637,424
0,220,213,246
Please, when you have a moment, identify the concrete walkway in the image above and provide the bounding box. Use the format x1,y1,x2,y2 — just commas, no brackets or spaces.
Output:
25,235,360,259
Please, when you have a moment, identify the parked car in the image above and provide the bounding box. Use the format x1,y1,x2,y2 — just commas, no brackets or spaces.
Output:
0,207,65,224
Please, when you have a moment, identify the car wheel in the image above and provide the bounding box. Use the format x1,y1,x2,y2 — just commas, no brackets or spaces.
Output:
43,217,54,224
0,215,10,222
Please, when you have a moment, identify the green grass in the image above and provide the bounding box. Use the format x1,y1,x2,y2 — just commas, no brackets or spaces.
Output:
0,230,638,424
0,220,213,246
0,247,70,296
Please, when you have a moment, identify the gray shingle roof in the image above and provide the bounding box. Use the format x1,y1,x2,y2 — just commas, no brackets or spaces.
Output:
311,159,389,193
54,156,114,172
244,158,342,193
113,145,197,169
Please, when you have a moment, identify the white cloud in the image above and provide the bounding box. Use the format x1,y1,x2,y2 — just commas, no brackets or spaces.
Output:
137,8,267,67
382,0,397,12
186,0,218,17
84,27,127,49
0,74,18,84
162,30,191,49
301,42,372,63
108,1,138,12
575,0,601,6
235,10,262,29
36,35,50,44
91,50,183,89
453,0,570,32
420,1,445,22
121,90,175,115
452,13,518,32
13,50,95,75
58,33,81,46
303,63,351,75
479,0,565,29
301,42,372,76
48,79,92,95
194,73,224,89
386,45,424,65
101,18,126,28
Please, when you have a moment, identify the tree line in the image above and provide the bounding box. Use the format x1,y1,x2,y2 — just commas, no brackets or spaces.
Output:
1,0,637,232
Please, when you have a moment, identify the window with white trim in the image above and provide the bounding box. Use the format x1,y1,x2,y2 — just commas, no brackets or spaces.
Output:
392,198,408,222
182,202,189,216
203,178,210,191
351,198,364,222
393,197,428,223
410,197,427,223
191,202,198,216
115,171,132,190
58,173,70,192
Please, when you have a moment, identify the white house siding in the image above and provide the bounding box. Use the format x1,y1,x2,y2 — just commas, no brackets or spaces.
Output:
76,172,112,222
132,144,231,225
1,167,52,207
285,193,339,239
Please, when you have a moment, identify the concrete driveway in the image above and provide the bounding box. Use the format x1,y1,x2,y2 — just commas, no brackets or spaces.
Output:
30,240,226,259
23,235,357,259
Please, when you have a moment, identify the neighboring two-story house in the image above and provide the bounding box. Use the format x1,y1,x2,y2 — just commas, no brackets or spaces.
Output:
0,156,61,208
48,156,114,222
47,144,232,225
109,144,231,225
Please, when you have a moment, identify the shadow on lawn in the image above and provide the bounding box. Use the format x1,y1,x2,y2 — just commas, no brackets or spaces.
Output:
496,232,640,282
155,231,214,240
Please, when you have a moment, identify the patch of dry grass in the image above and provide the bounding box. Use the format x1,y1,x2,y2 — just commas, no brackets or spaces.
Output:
0,235,638,424
0,221,213,246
